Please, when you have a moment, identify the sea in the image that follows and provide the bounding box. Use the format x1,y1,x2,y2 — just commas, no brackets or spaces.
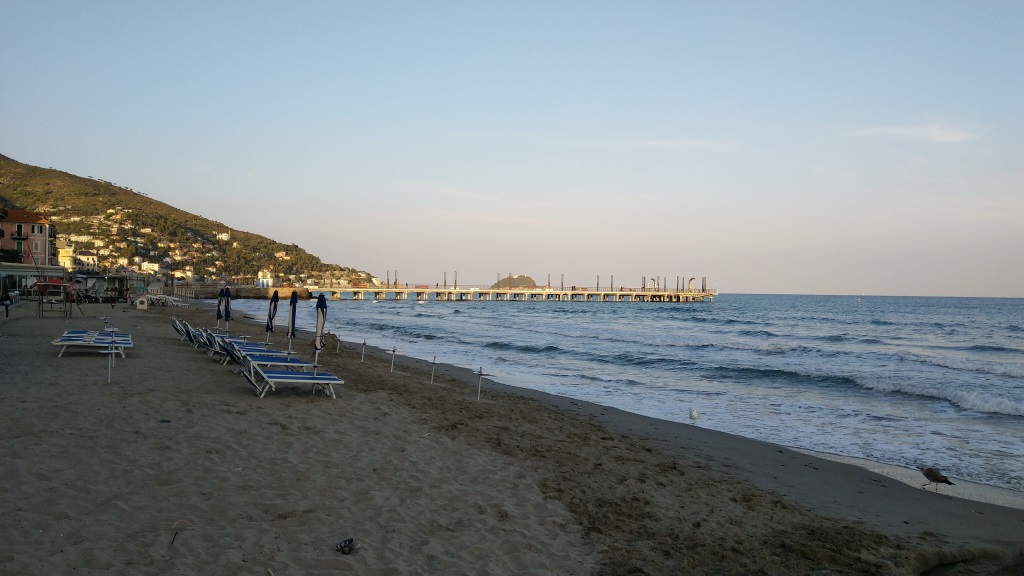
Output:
225,293,1024,494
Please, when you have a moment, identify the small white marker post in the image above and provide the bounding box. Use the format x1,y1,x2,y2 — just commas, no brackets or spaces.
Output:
390,347,397,373
102,326,119,384
429,356,437,385
360,339,366,363
475,367,490,401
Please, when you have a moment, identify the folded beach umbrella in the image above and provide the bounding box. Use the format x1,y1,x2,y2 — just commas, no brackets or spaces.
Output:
216,288,225,328
287,290,298,353
313,293,327,373
224,287,232,331
265,290,279,346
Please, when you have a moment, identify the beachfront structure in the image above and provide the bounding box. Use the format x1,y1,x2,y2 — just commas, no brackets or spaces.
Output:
0,208,58,266
307,285,718,303
0,262,69,293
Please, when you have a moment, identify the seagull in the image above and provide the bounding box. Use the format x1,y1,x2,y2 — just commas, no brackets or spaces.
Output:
921,467,955,492
689,408,698,425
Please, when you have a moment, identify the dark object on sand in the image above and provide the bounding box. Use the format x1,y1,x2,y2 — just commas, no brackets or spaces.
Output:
921,467,955,491
336,538,355,554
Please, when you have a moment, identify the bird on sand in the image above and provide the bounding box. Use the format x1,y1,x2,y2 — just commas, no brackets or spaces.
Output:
921,467,955,492
689,408,698,425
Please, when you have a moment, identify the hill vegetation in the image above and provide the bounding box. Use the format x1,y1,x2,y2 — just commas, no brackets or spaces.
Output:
0,154,371,283
489,275,539,289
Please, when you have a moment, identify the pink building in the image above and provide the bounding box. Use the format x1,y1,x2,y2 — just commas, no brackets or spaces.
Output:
0,208,58,266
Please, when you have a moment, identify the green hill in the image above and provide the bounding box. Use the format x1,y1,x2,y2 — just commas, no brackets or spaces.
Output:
489,275,538,290
0,153,371,283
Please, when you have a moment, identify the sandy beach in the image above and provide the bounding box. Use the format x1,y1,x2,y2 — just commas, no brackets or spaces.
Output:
1,299,1022,575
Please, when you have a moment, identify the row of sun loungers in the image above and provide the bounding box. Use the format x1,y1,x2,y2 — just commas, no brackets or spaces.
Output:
171,317,342,399
146,294,191,307
52,329,134,358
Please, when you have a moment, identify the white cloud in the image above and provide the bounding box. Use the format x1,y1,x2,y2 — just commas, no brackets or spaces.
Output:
851,124,983,143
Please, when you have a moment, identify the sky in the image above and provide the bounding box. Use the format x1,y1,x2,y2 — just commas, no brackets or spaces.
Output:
1,1,1021,297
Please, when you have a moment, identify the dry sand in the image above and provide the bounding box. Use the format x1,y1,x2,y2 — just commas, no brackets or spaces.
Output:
1,299,1022,575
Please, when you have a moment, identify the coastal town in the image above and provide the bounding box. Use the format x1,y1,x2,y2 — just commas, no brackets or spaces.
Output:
0,203,371,300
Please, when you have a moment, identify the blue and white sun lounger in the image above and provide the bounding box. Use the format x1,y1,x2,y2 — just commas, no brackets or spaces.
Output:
250,362,342,399
53,330,133,358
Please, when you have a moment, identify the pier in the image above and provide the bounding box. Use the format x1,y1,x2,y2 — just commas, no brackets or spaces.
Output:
303,286,717,303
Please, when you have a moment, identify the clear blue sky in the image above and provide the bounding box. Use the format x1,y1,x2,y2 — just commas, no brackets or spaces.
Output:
2,1,1021,296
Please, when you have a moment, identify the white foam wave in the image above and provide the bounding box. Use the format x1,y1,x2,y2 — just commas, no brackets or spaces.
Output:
900,351,1024,378
858,378,1024,416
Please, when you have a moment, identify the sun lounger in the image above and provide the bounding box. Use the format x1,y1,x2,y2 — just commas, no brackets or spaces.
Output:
239,353,314,388
53,330,133,358
219,335,280,359
196,328,232,363
249,362,342,399
170,317,188,341
180,321,203,348
180,322,224,359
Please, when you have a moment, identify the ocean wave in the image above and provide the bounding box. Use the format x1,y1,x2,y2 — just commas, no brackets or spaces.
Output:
738,329,778,337
962,344,1023,354
397,329,440,340
708,366,859,388
858,379,1024,417
898,351,1024,378
483,341,565,355
688,316,761,326
590,351,691,370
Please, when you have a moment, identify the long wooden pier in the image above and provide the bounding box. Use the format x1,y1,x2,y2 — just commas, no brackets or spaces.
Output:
306,287,717,303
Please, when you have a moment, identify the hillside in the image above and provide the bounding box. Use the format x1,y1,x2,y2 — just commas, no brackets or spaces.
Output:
489,275,539,289
0,154,371,283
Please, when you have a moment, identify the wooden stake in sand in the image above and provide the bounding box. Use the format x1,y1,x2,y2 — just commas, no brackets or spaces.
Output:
390,347,397,372
429,356,437,385
361,339,366,362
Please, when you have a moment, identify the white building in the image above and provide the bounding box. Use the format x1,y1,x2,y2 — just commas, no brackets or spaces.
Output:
255,269,280,288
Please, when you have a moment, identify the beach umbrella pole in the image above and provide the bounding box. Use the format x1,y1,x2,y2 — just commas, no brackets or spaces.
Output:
430,356,436,385
390,347,396,373
361,340,366,362
265,290,279,350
